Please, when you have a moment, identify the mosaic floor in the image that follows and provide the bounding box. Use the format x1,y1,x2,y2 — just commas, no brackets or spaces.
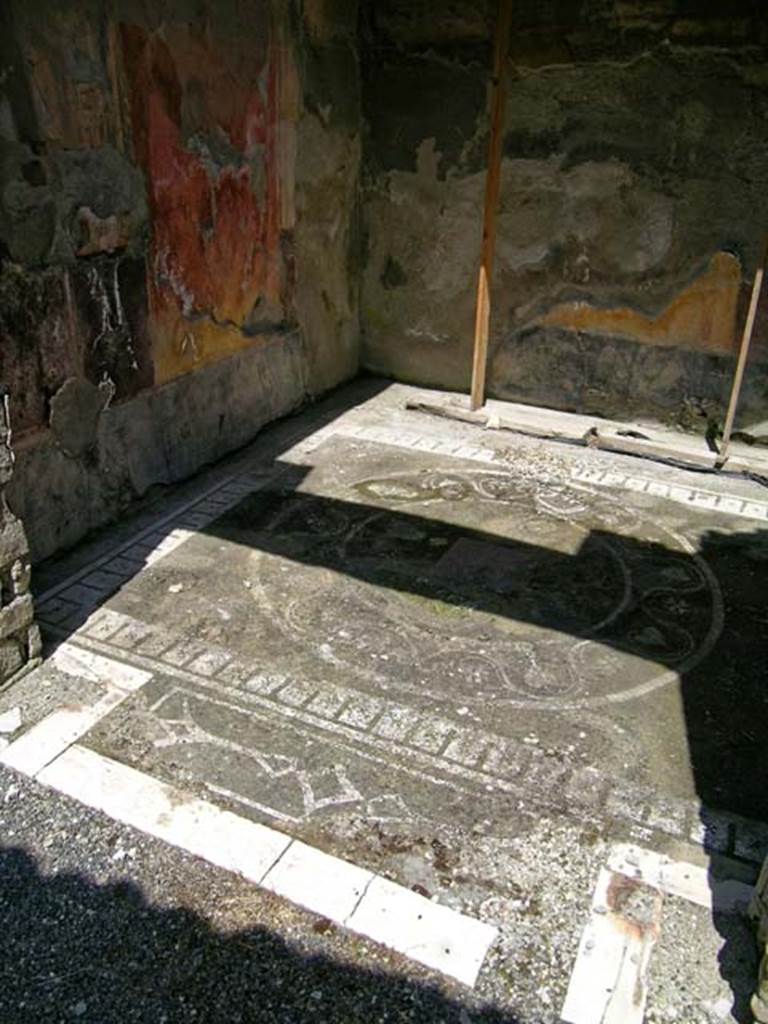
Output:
31,405,767,859
6,381,768,1021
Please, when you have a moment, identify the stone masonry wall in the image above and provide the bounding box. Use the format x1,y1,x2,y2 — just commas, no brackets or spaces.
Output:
1,0,361,561
750,859,768,1022
360,1,768,430
0,392,40,686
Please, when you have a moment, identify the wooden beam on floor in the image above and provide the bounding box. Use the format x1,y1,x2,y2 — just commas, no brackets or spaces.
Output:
587,430,718,470
406,399,490,428
405,395,768,477
469,0,514,412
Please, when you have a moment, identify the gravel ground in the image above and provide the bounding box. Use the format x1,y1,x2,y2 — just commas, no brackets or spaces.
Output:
2,761,758,1023
646,896,758,1024
0,766,519,1024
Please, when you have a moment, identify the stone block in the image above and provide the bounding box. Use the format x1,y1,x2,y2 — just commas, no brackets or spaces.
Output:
0,595,34,641
0,639,23,680
27,624,42,661
750,858,768,943
0,393,39,686
749,858,768,1022
0,517,28,564
754,941,768,1022
11,559,31,597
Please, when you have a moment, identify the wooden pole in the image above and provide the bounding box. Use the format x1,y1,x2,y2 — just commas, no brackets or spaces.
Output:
719,234,768,460
469,0,514,411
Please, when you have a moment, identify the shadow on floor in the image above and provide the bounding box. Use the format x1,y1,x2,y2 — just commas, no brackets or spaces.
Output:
204,476,767,1020
29,379,768,1021
0,846,518,1024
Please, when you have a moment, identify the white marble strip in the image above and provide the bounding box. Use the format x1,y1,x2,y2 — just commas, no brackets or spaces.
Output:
347,874,496,986
51,643,153,692
608,843,753,914
570,467,768,522
561,867,662,1024
37,745,290,881
0,645,152,776
35,744,497,987
263,839,373,922
0,694,127,776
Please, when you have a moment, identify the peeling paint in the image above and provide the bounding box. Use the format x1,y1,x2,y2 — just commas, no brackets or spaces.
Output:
360,7,768,424
537,253,741,355
119,19,288,383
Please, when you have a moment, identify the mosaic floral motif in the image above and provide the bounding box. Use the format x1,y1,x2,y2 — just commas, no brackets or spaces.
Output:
249,471,723,709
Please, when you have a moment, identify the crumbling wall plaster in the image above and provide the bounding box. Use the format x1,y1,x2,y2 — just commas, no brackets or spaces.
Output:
360,2,768,427
8,336,308,562
1,0,361,560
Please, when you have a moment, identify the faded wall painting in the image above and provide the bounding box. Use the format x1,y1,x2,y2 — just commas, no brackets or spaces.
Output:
120,14,293,383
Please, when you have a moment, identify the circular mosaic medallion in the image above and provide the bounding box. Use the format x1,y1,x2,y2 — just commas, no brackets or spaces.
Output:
249,470,723,709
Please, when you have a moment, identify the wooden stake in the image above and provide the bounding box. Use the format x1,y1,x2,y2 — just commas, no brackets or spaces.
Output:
720,234,768,460
469,0,514,411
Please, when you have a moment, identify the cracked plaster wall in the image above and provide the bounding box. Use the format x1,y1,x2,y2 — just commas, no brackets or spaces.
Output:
1,0,361,561
7,0,768,560
360,1,768,428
